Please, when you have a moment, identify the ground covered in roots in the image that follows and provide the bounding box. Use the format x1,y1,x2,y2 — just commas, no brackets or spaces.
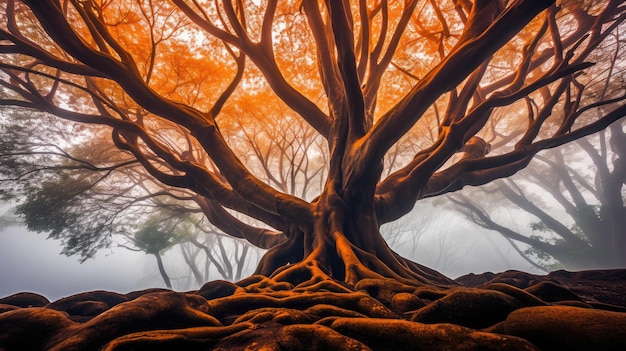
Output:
1,269,625,350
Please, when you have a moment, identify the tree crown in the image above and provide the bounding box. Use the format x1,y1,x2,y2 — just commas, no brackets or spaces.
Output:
1,0,625,263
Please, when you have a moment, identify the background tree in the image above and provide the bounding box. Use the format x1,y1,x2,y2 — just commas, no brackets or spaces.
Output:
0,107,263,287
450,120,626,271
133,214,182,289
0,0,625,291
449,37,626,271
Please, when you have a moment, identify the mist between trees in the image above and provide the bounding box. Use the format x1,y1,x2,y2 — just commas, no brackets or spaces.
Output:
1,111,623,290
0,0,625,291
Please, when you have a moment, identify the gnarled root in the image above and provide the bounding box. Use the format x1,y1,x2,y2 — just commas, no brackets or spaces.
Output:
254,228,455,295
1,270,625,350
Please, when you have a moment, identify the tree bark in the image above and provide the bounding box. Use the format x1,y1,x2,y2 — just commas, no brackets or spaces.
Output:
255,183,455,287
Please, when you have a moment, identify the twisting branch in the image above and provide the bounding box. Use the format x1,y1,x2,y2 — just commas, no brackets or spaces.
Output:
364,0,537,159
14,0,314,226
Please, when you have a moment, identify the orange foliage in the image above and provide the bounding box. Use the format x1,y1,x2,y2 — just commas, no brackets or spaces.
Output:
0,0,624,275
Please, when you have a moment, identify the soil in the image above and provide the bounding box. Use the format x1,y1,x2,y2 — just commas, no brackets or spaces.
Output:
1,269,625,350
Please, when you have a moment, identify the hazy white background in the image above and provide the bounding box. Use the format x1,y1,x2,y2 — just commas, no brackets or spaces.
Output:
0,226,158,300
0,206,542,301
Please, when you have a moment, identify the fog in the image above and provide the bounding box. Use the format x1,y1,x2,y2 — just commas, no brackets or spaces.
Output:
382,203,546,278
0,132,617,301
0,207,544,301
0,226,159,300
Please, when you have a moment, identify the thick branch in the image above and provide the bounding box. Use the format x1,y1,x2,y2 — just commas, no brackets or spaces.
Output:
20,0,314,224
363,0,547,160
423,103,626,199
195,196,287,250
327,0,366,139
375,62,592,222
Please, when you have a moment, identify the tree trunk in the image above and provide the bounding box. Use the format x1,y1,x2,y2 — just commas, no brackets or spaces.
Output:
255,183,455,287
153,253,172,289
180,244,204,287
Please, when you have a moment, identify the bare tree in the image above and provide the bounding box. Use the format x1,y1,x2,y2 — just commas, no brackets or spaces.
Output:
451,120,626,271
0,107,263,287
1,0,625,290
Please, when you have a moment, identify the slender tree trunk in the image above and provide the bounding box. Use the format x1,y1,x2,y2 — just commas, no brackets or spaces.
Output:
180,244,204,286
153,253,172,289
235,244,250,281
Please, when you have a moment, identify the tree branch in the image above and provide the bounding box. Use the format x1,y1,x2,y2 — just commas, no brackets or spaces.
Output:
364,0,541,160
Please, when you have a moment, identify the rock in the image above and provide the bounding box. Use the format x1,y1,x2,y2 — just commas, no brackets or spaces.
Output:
0,292,50,307
411,289,523,329
493,305,626,351
197,280,239,300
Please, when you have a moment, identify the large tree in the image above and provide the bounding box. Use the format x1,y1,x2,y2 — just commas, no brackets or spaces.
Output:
2,1,626,349
1,0,625,286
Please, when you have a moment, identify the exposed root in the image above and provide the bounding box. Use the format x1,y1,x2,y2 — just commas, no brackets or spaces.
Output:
100,324,251,351
1,269,625,350
255,228,455,294
329,317,539,351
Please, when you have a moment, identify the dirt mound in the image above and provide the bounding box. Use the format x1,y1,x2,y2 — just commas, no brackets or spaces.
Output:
1,269,625,350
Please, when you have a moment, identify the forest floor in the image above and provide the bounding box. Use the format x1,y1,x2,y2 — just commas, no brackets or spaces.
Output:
1,269,625,350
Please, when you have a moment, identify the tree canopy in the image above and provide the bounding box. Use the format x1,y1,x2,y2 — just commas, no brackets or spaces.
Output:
1,0,625,286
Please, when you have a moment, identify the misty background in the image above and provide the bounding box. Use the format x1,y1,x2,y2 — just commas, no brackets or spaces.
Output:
1,122,622,301
0,197,544,301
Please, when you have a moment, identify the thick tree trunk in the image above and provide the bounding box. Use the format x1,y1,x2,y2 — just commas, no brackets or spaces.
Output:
255,185,455,287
